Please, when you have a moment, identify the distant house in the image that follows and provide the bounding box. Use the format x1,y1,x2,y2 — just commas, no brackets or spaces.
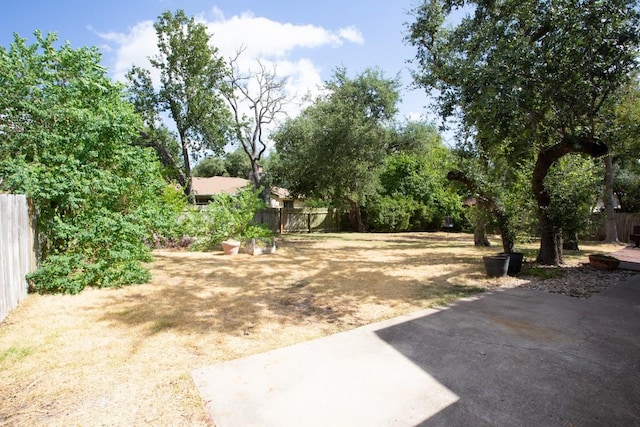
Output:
593,194,622,213
266,186,305,209
192,176,304,208
191,176,250,205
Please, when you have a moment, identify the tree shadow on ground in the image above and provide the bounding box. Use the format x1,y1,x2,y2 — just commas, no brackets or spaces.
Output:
95,234,496,342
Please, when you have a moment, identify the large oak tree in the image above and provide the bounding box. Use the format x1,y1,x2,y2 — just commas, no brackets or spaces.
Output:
408,0,640,264
273,67,400,231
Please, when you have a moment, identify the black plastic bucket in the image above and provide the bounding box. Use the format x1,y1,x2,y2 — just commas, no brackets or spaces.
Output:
499,252,524,275
483,255,510,277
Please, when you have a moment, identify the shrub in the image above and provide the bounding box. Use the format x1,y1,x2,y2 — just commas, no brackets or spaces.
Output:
182,186,273,250
364,196,413,232
0,34,177,293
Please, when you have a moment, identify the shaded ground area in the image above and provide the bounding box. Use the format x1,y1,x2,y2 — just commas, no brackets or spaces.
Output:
0,233,634,426
194,274,640,426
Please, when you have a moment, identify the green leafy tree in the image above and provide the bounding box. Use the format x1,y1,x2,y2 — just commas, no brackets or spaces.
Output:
408,0,640,264
371,124,463,231
0,32,175,293
545,155,601,249
273,67,400,231
600,76,640,238
224,147,253,178
389,119,444,155
127,9,232,196
446,156,533,253
192,156,226,177
615,163,640,213
126,67,185,184
364,196,414,232
258,151,282,189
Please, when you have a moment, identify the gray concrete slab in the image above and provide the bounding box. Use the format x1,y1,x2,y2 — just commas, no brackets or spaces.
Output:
192,275,640,426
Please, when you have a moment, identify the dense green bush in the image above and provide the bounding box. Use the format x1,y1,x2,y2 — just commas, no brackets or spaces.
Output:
0,33,177,293
373,152,464,232
182,186,273,251
364,196,413,232
364,194,452,233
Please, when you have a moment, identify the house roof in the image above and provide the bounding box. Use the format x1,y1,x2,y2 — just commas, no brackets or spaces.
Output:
191,177,250,197
270,186,291,199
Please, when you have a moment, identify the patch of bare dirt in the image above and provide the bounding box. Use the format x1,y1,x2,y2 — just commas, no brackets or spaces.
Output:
0,233,634,426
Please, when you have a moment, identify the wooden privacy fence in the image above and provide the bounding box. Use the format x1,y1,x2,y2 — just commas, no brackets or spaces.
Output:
255,208,345,234
587,212,640,242
0,194,35,323
613,213,640,243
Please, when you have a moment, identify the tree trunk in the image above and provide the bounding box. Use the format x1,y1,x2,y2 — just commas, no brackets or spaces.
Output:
532,135,608,265
499,227,515,253
473,202,491,247
447,171,515,250
248,157,262,190
347,199,364,232
495,211,515,253
555,229,564,264
537,213,562,265
178,130,193,198
473,221,491,246
563,233,579,251
602,155,619,243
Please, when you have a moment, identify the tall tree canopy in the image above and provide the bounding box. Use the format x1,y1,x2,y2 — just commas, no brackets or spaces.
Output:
127,9,232,196
368,121,462,232
191,148,253,178
408,0,640,264
0,32,175,293
273,67,400,231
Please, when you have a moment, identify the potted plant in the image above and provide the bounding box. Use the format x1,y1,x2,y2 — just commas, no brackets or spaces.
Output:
221,239,242,255
245,236,277,256
588,254,620,271
183,187,274,255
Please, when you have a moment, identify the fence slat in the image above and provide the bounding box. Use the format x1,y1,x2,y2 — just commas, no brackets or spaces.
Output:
588,212,640,242
0,194,34,323
255,208,345,234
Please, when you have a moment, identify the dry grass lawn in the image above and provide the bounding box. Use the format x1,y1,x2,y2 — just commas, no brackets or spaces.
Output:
0,232,623,426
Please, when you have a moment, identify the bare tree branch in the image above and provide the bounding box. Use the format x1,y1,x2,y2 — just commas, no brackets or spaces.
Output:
224,49,292,188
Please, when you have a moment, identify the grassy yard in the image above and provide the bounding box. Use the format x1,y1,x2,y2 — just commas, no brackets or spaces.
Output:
0,232,621,426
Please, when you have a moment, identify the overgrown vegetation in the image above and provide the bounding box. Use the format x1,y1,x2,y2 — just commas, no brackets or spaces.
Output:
182,186,273,251
0,33,179,293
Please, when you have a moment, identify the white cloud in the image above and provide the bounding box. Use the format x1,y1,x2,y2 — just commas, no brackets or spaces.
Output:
98,8,363,85
96,8,364,143
96,20,158,82
205,7,364,58
337,26,365,44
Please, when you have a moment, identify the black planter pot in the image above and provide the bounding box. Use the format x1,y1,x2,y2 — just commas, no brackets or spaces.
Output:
498,252,524,275
483,255,510,277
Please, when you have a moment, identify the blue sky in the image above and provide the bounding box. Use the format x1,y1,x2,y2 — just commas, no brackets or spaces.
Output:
1,0,448,139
